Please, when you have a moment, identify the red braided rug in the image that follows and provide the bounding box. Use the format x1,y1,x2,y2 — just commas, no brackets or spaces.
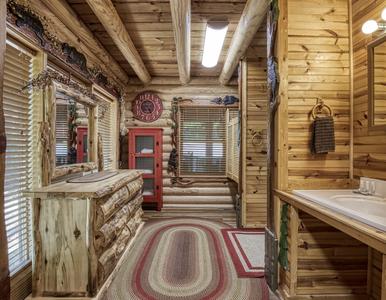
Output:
102,218,269,300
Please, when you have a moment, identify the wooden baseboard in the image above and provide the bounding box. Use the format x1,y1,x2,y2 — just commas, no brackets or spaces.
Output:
26,222,145,300
0,275,10,300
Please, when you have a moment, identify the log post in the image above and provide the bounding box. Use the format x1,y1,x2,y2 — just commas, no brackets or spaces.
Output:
0,0,10,298
85,0,151,84
40,0,129,86
219,0,269,85
170,0,191,85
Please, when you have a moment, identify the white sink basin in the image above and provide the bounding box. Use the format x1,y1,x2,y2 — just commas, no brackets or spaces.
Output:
293,189,386,232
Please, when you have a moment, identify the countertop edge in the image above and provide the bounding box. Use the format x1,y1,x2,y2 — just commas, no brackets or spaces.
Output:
275,189,386,254
26,170,143,199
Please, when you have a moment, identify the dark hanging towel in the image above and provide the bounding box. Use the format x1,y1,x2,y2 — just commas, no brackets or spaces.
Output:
311,116,335,154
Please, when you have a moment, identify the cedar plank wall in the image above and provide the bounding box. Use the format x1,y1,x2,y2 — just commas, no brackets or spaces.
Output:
279,207,369,298
286,0,351,189
242,25,268,227
122,83,238,225
352,0,386,180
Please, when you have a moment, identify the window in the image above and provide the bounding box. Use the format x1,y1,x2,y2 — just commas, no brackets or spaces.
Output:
96,90,116,170
226,109,240,182
179,107,226,176
3,41,33,274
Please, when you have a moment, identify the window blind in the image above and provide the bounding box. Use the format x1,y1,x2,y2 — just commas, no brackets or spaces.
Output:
3,42,33,274
179,107,226,176
55,97,69,166
226,109,240,182
98,99,114,170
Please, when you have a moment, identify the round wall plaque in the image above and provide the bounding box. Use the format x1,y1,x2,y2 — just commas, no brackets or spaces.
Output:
132,92,163,123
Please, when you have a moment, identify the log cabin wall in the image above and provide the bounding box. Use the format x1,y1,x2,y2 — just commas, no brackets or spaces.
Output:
280,0,352,190
352,0,386,181
241,25,268,227
122,83,238,224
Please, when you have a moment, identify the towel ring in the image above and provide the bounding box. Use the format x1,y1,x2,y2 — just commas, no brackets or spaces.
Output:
251,131,263,146
311,101,333,120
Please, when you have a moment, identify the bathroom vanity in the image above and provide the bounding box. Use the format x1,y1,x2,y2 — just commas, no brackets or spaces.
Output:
275,178,386,299
27,170,144,298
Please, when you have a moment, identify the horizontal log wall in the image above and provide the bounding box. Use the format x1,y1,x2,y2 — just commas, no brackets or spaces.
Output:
123,83,238,214
242,25,268,227
352,0,386,180
286,0,351,189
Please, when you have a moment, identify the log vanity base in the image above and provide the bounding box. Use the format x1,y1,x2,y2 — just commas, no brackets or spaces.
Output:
27,170,144,298
275,190,386,300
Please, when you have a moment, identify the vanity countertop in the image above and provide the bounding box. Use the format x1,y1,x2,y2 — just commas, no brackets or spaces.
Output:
26,169,142,199
275,189,386,254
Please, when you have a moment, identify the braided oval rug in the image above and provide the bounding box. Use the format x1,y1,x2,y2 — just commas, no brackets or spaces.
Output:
101,218,269,300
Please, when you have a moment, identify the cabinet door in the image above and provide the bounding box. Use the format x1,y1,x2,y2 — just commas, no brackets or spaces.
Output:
128,129,162,209
77,127,88,163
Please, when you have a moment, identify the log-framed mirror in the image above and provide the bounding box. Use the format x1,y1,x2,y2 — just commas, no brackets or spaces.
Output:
368,34,386,131
48,81,98,182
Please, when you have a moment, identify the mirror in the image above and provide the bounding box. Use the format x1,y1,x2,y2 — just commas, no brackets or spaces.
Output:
368,35,386,129
55,91,90,166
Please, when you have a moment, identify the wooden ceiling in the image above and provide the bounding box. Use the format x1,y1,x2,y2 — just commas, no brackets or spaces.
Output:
65,0,248,80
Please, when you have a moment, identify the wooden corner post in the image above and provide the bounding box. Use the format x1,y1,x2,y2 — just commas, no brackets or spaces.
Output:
0,0,10,298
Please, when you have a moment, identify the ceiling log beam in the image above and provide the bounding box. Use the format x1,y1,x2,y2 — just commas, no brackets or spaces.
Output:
40,0,129,86
219,0,269,85
85,0,151,84
170,0,191,85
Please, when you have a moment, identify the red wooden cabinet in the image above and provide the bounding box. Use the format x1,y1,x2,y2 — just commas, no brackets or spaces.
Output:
128,128,163,211
76,127,88,163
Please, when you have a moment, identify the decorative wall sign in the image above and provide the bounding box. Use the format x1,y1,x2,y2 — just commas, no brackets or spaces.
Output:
132,92,163,123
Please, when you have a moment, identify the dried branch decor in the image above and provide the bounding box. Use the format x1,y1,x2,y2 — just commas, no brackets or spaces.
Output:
68,100,78,149
22,69,97,101
265,0,280,291
167,97,180,176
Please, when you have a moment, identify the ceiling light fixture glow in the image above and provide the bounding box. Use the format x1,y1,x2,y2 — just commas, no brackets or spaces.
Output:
382,8,386,21
362,8,386,34
202,22,228,68
362,20,379,34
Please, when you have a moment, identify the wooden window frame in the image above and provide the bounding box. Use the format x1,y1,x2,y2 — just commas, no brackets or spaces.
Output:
178,105,228,178
367,34,386,132
93,85,119,170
